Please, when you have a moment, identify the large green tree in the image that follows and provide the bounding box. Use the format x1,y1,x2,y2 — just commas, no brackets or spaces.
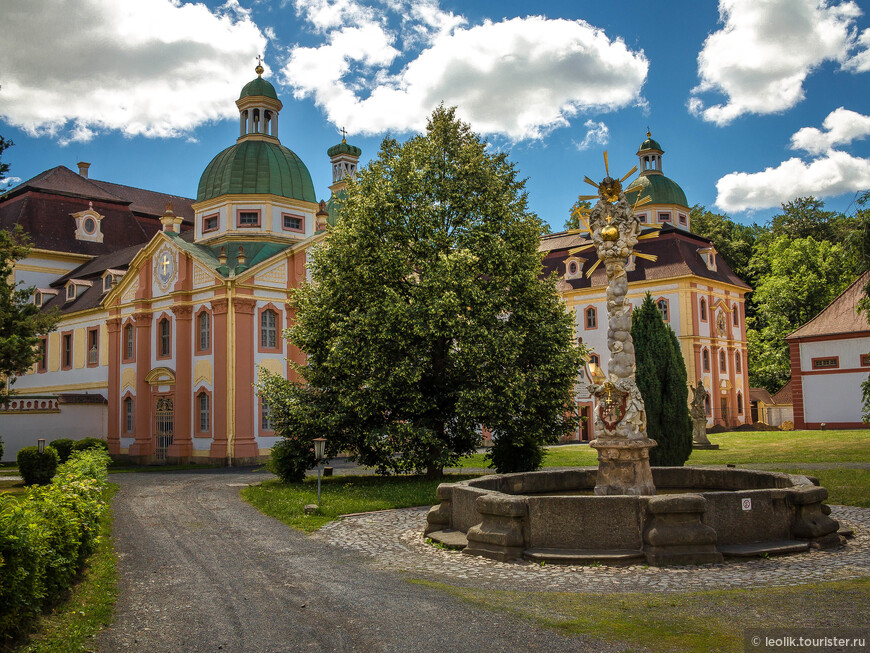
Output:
689,205,758,284
632,293,692,466
260,107,584,478
747,235,857,393
1,226,60,402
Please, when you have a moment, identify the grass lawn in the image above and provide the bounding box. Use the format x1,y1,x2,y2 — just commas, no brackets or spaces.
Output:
764,467,870,507
457,429,870,469
14,485,118,653
415,578,870,653
0,477,27,496
242,474,478,533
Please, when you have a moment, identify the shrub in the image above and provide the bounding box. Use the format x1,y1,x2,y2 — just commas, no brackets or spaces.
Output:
50,438,75,463
71,437,109,453
0,449,110,642
0,436,4,462
268,437,315,483
16,446,59,485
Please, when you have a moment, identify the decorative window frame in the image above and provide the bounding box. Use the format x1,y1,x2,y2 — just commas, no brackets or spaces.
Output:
718,348,727,373
655,296,670,322
37,336,48,373
258,303,283,354
121,391,135,434
194,386,212,437
584,305,598,330
563,256,584,280
704,394,711,416
65,279,92,303
122,319,136,363
861,354,870,367
589,353,600,367
86,326,100,368
735,351,742,373
195,306,213,355
202,212,220,234
281,212,306,234
259,395,275,436
156,312,172,360
71,203,105,243
678,213,688,226
101,269,125,293
732,303,739,326
736,392,744,415
699,297,708,322
236,208,262,229
636,213,647,224
61,329,74,370
811,356,839,370
702,347,710,373
658,212,671,223
698,246,717,271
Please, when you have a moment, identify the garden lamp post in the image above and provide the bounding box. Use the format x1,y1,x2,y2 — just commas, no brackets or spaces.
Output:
313,437,326,504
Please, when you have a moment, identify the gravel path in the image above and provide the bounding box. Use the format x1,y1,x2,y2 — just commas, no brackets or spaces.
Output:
98,468,622,653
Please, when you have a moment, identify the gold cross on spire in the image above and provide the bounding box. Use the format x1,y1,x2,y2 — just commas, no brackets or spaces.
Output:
340,126,347,142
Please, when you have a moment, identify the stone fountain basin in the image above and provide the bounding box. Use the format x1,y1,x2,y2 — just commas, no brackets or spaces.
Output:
424,468,842,566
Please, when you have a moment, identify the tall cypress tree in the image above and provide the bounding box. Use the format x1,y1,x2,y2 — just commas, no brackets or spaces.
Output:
632,293,693,466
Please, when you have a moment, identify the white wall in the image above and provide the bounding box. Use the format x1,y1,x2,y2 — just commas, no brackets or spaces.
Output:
802,372,865,424
1,403,108,462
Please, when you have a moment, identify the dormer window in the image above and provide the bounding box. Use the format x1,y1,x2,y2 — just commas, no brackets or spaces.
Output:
64,279,93,302
698,247,717,271
71,203,105,243
101,269,125,293
563,256,584,280
33,288,58,308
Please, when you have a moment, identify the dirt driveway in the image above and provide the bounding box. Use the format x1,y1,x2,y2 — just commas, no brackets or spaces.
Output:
98,468,621,653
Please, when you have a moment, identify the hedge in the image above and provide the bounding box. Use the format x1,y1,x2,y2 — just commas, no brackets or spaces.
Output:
71,437,109,454
17,446,59,486
0,449,111,643
49,438,75,464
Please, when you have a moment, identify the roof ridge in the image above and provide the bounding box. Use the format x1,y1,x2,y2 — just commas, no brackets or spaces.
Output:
786,269,870,339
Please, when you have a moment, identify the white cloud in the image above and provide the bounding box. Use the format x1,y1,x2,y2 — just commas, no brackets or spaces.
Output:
282,7,648,140
790,107,870,154
715,153,870,212
0,0,267,143
690,0,869,125
576,120,610,151
1,177,23,188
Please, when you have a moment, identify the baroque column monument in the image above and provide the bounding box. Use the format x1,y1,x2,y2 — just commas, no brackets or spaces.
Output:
569,155,659,495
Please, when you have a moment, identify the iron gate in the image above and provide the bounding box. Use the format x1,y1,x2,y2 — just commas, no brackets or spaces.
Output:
155,396,174,461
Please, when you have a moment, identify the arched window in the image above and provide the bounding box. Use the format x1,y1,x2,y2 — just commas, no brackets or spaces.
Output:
124,397,134,433
158,317,171,357
261,400,272,431
737,392,744,415
702,348,710,372
700,298,707,321
656,298,669,322
735,352,741,373
198,311,210,352
732,304,739,326
704,395,711,416
585,307,597,329
719,349,726,373
590,353,600,366
124,323,135,361
198,392,210,432
261,309,277,349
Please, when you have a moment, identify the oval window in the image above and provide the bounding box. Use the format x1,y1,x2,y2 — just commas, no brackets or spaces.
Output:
83,217,96,234
568,262,578,275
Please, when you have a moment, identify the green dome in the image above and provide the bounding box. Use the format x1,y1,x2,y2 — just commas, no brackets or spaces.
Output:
197,140,316,203
638,136,663,152
327,141,362,158
625,174,687,207
239,77,278,101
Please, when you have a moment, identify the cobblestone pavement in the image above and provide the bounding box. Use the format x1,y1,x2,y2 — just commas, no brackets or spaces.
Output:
317,505,870,593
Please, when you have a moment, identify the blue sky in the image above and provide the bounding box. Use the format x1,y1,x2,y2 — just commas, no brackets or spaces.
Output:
1,0,869,231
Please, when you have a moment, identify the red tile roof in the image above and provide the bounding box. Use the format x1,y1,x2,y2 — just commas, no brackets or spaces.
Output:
749,388,774,404
772,379,793,405
786,270,870,339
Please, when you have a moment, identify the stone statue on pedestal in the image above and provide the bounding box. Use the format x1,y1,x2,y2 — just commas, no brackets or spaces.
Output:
690,380,716,448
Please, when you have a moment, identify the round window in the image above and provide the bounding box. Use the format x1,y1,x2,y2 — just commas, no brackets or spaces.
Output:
568,262,578,275
83,217,96,234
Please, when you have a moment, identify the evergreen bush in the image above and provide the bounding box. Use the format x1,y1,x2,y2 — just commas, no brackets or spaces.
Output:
16,446,59,485
71,437,109,453
632,293,693,466
0,449,110,641
50,438,75,463
268,437,315,483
